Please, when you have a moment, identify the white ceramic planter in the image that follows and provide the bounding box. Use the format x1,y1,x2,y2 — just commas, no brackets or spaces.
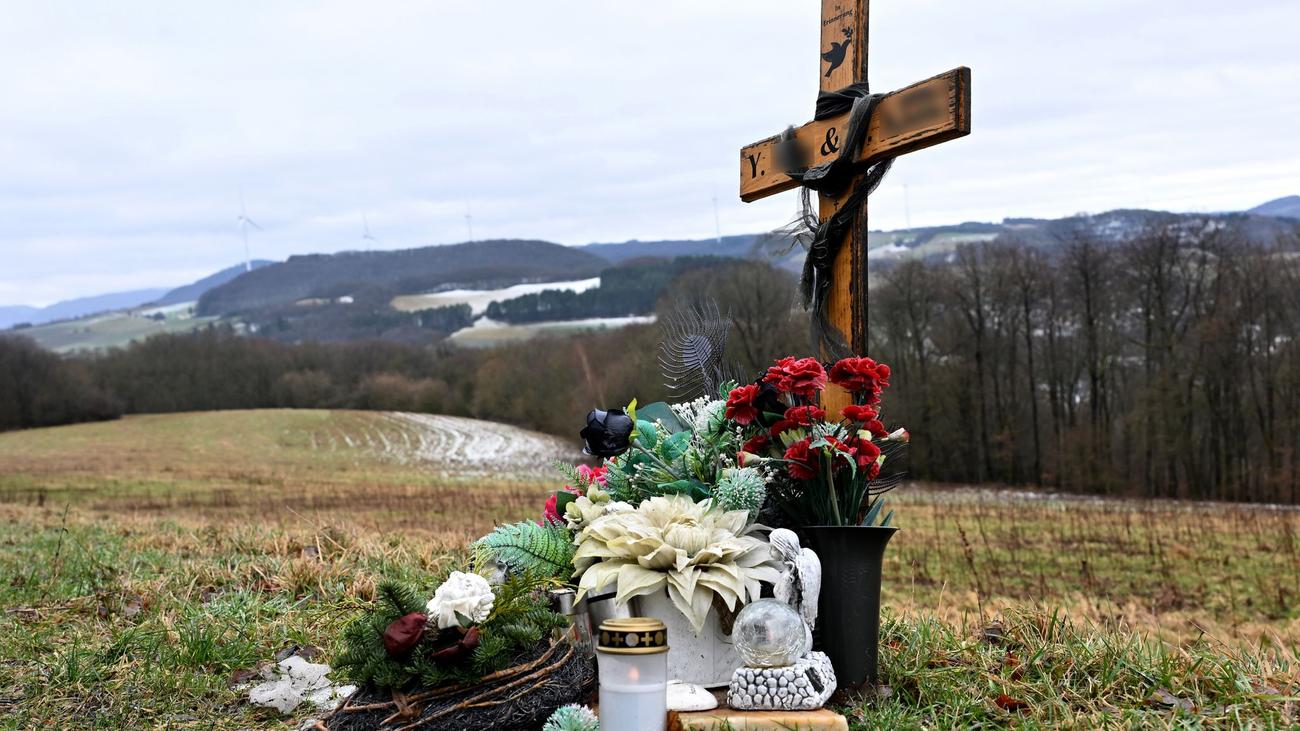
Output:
632,589,739,688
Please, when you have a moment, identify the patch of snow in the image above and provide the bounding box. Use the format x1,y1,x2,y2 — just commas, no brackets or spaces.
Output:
379,412,581,477
872,243,911,258
244,656,356,715
448,315,655,345
137,301,197,318
396,277,602,315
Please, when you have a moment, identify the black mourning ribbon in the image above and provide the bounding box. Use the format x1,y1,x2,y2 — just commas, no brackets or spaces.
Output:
774,82,893,358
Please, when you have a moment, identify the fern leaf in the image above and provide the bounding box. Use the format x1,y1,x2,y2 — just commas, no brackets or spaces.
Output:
474,521,575,579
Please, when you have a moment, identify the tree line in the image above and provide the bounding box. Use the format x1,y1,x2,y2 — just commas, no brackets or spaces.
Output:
0,259,799,437
868,224,1300,503
484,257,727,323
6,230,1300,505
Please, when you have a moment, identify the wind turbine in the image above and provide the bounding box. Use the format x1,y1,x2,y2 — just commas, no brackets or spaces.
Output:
236,190,261,272
362,213,379,250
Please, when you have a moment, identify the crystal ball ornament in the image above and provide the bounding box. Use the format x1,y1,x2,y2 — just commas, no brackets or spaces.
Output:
733,599,810,668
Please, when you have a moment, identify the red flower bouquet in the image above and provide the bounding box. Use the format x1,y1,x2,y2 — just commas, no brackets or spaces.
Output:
725,354,907,526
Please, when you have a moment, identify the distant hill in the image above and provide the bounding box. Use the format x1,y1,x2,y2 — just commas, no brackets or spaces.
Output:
0,288,169,329
1249,195,1300,220
153,260,273,306
197,240,608,316
10,196,1298,341
580,234,762,262
0,306,39,330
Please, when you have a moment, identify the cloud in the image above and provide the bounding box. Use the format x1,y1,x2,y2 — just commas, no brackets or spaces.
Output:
1,0,1297,305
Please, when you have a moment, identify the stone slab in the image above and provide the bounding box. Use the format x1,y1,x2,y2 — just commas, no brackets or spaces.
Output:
672,708,849,731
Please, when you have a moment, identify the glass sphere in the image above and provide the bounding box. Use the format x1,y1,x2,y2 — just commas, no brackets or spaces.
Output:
732,599,809,668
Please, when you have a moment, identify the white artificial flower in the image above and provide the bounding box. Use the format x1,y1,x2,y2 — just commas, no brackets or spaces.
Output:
426,571,495,629
564,485,635,530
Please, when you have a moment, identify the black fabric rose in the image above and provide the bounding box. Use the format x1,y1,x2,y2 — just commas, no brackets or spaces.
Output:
751,379,788,428
580,408,635,457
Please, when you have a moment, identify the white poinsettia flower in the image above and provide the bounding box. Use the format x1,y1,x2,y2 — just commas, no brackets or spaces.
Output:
426,570,495,629
573,495,783,633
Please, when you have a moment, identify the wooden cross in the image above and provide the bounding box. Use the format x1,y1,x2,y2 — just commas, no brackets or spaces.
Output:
738,0,970,409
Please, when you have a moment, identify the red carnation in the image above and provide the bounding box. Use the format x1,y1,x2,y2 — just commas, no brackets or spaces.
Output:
784,405,826,427
829,357,891,402
382,612,428,657
764,357,828,398
783,438,819,480
841,404,878,423
850,437,882,473
823,437,858,472
863,419,888,439
725,384,762,425
742,433,770,454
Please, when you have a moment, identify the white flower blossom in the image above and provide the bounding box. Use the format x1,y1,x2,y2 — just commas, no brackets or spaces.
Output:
426,571,495,629
564,484,633,530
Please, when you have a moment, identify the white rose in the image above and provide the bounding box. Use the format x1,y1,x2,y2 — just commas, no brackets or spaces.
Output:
426,571,495,629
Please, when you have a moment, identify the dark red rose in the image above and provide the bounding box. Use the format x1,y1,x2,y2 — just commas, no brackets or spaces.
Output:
742,433,770,454
764,357,827,398
841,404,878,423
382,612,428,657
784,405,826,427
829,357,891,401
783,438,819,480
429,626,481,665
725,384,762,425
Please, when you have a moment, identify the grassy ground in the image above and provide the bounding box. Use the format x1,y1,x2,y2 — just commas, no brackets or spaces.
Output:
1,411,1298,728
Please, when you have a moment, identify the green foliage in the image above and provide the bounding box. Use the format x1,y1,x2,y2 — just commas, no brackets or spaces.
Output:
543,704,600,731
602,396,746,508
861,497,893,527
474,520,575,579
636,401,685,433
335,573,567,691
333,580,430,690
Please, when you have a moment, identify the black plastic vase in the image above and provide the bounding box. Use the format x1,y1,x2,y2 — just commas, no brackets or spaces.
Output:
802,525,897,690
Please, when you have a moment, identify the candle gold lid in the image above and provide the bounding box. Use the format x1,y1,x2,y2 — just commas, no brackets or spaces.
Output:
597,617,668,654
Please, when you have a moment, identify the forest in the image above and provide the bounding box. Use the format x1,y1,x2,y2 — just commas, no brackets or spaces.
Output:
484,256,726,323
3,221,1299,503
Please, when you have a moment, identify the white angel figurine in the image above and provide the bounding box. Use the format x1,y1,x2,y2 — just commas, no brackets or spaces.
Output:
769,528,821,629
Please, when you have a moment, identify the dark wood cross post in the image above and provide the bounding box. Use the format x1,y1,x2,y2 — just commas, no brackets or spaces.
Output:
739,0,970,412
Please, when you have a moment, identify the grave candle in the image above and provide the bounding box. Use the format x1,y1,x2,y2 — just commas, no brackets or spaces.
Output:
597,617,668,731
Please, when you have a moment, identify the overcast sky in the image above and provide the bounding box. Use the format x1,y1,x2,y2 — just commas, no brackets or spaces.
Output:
3,1,1299,306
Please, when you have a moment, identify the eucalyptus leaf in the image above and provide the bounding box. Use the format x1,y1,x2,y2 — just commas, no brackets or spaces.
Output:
635,420,659,449
660,431,692,462
658,479,710,501
636,402,686,434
